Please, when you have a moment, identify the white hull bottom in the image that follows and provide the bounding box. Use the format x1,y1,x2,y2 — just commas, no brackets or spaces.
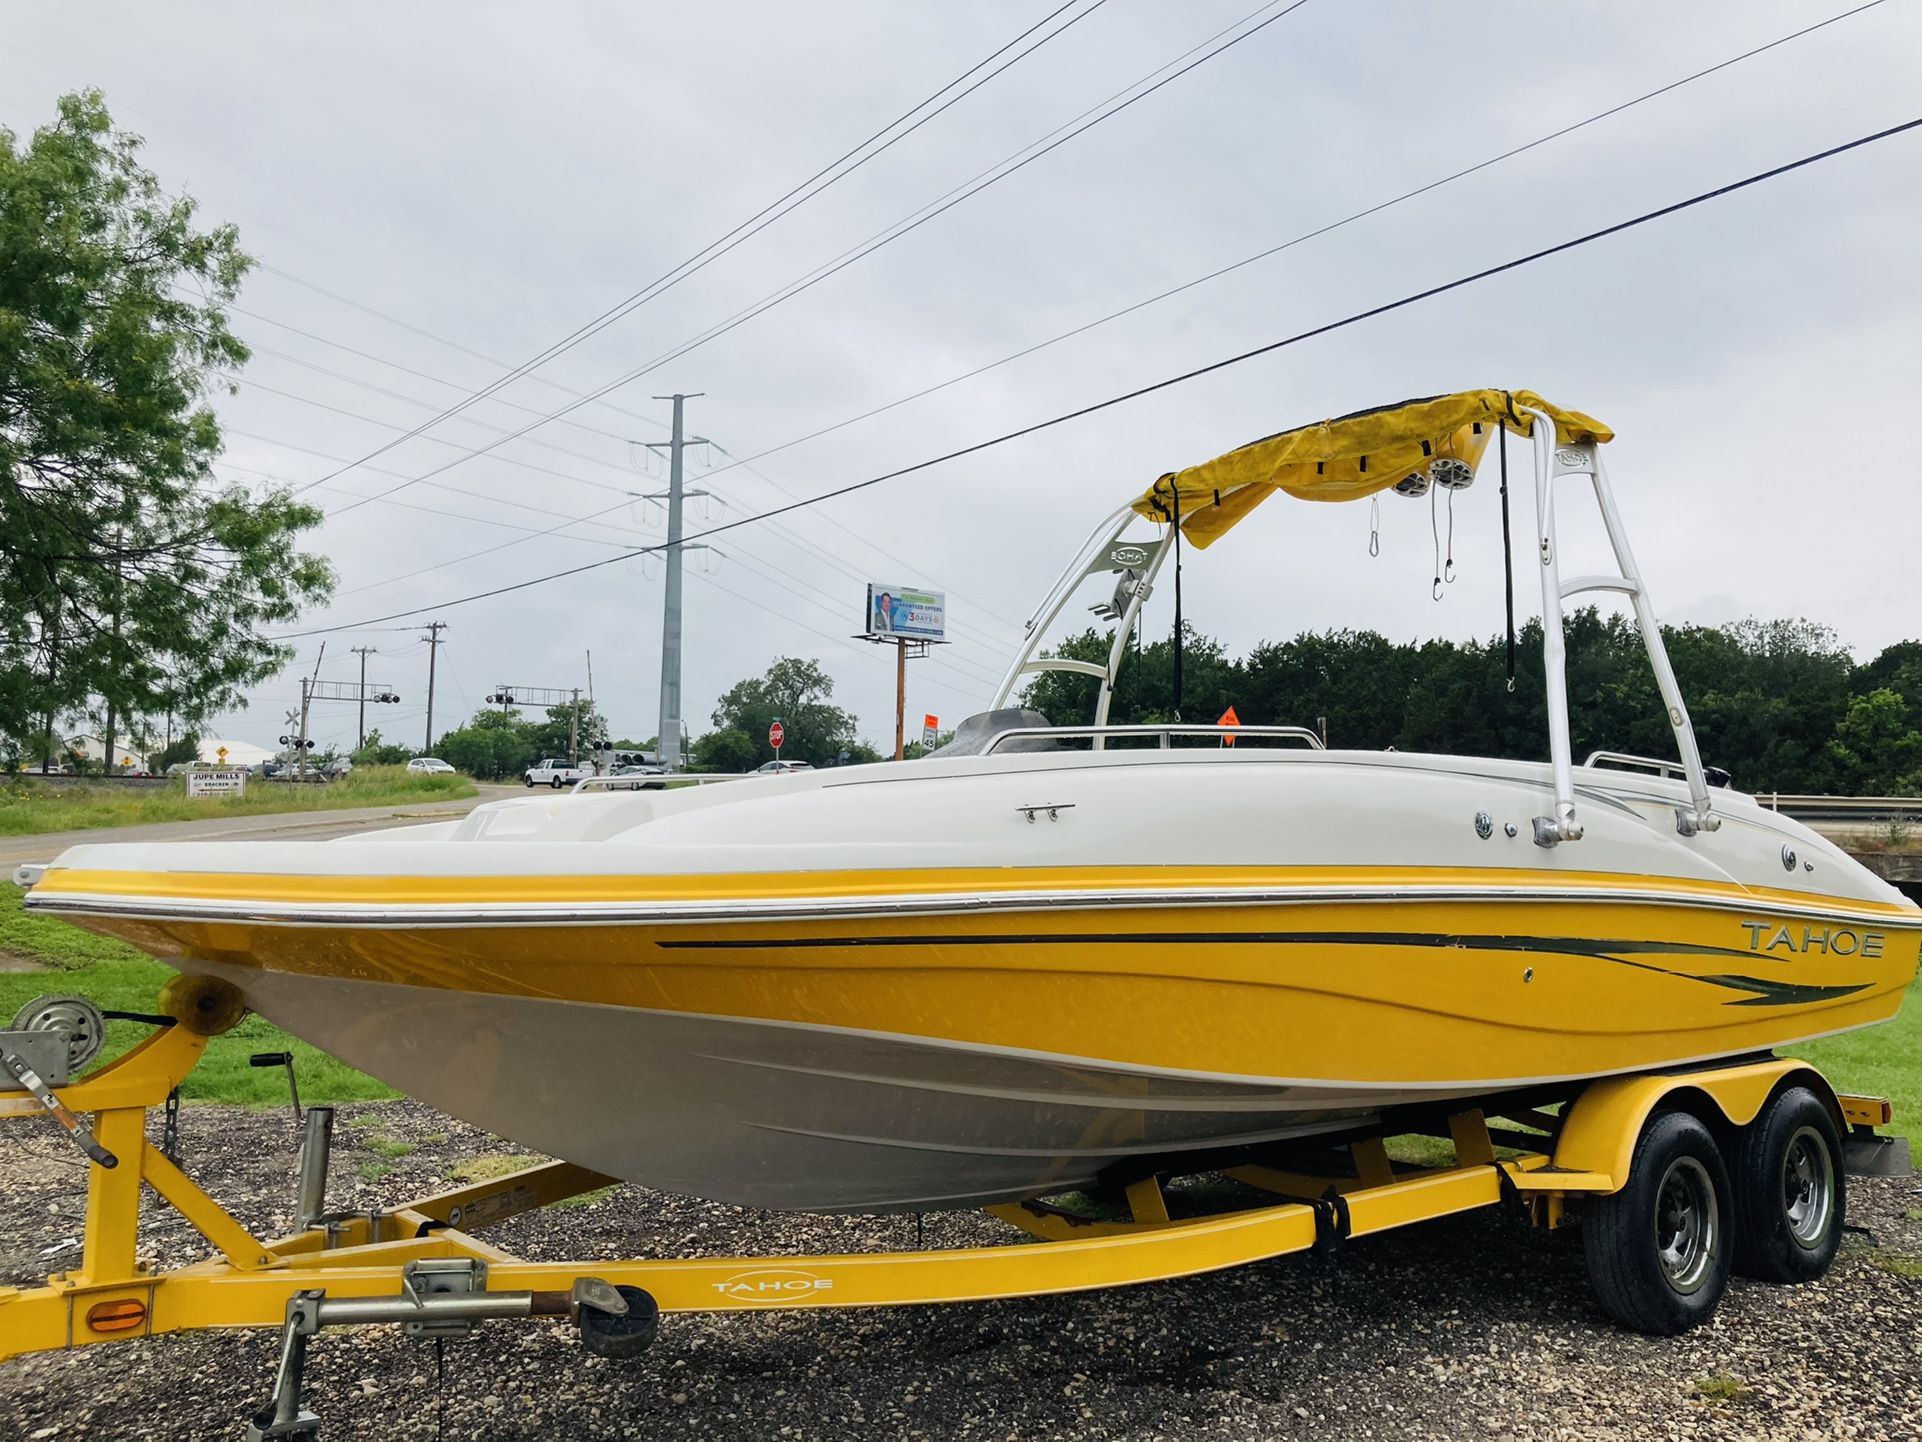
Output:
190,960,1508,1212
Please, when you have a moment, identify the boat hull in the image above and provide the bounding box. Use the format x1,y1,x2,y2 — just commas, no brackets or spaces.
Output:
51,877,1919,1211
28,749,1922,1211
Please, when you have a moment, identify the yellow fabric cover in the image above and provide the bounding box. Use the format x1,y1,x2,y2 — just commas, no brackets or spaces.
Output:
1133,389,1612,548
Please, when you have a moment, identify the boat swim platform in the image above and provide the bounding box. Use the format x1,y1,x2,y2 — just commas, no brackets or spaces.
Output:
0,978,1906,1437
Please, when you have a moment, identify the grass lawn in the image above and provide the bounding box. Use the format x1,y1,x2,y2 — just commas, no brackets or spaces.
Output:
0,764,475,837
1797,975,1922,1141
0,884,394,1104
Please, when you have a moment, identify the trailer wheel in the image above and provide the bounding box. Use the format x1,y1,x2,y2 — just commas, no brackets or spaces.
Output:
1583,1109,1731,1335
1729,1086,1843,1284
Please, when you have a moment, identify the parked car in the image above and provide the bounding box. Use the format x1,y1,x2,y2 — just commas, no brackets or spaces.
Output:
406,757,456,775
610,763,668,791
755,759,813,774
523,757,587,788
321,756,354,779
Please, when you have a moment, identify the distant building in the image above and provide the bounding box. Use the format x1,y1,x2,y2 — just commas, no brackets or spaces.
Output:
63,733,149,774
194,737,277,768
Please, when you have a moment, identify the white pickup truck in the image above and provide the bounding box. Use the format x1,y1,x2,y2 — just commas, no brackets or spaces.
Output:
522,757,589,788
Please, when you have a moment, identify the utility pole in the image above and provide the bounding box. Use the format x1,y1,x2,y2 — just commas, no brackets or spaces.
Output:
894,639,907,761
297,678,313,780
644,393,707,772
422,622,447,753
351,646,379,748
568,688,581,766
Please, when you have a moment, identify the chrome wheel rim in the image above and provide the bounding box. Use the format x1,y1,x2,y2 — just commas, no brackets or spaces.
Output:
1782,1125,1834,1251
1655,1155,1720,1294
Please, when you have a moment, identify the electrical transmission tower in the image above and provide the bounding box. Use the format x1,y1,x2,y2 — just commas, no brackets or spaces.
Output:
637,394,709,772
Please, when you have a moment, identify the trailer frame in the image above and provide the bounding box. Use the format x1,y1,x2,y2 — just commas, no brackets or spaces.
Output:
0,984,1903,1436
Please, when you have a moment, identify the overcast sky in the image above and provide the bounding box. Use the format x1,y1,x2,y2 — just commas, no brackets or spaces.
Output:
6,1,1921,756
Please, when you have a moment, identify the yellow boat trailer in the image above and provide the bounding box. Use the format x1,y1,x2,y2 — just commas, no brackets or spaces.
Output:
0,979,1905,1440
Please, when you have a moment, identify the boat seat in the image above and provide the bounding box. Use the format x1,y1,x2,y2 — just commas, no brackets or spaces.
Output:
924,708,1059,758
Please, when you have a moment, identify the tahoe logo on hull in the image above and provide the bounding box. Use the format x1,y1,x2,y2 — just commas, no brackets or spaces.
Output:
1741,921,1885,957
710,1267,834,1304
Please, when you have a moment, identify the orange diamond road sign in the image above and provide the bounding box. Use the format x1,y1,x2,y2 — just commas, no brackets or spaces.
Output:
1218,705,1240,746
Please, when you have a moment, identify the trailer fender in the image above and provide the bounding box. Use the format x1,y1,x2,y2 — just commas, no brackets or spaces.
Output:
1552,1059,1840,1193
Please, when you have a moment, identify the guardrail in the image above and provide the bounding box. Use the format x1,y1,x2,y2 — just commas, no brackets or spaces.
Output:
1762,795,1922,821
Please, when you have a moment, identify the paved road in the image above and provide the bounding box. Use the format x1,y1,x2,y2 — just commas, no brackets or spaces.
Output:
1,784,520,870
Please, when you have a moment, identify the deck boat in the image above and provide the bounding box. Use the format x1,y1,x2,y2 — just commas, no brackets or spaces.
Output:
19,390,1920,1212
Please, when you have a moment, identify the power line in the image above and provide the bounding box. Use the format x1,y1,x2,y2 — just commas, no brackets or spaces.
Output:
320,0,1313,517
702,442,1031,638
685,0,1897,490
247,0,1856,646
231,382,1021,640
289,0,1110,496
240,345,649,481
233,310,640,446
222,426,655,534
270,114,1922,640
207,0,1883,636
252,269,672,437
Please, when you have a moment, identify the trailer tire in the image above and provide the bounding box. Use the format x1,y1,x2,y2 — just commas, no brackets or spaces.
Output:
1583,1108,1731,1335
1729,1086,1843,1285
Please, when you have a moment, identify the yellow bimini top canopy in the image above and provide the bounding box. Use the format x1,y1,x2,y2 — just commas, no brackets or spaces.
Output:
1133,389,1612,549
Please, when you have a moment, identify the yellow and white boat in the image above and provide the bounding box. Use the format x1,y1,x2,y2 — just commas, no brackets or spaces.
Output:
19,390,1919,1213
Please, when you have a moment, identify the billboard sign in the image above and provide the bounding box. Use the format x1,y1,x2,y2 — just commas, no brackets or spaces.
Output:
187,768,247,798
864,584,945,641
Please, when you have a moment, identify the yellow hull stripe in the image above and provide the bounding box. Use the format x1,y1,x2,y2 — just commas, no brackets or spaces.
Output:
34,862,1922,920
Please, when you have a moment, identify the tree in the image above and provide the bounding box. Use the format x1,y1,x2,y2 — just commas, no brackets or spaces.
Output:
436,709,539,780
1018,609,1889,792
0,92,332,764
705,657,864,768
523,702,608,763
1826,689,1922,795
350,729,413,766
691,727,759,774
150,733,200,772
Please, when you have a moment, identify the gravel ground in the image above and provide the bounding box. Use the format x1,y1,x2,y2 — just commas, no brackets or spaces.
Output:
3,1100,1919,1441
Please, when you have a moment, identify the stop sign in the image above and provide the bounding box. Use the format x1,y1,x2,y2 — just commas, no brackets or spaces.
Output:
768,720,785,751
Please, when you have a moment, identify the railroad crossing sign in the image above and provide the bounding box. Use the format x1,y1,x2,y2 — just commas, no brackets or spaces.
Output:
768,719,784,754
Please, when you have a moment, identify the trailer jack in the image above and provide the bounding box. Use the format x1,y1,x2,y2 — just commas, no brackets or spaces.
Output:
248,1263,655,1440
